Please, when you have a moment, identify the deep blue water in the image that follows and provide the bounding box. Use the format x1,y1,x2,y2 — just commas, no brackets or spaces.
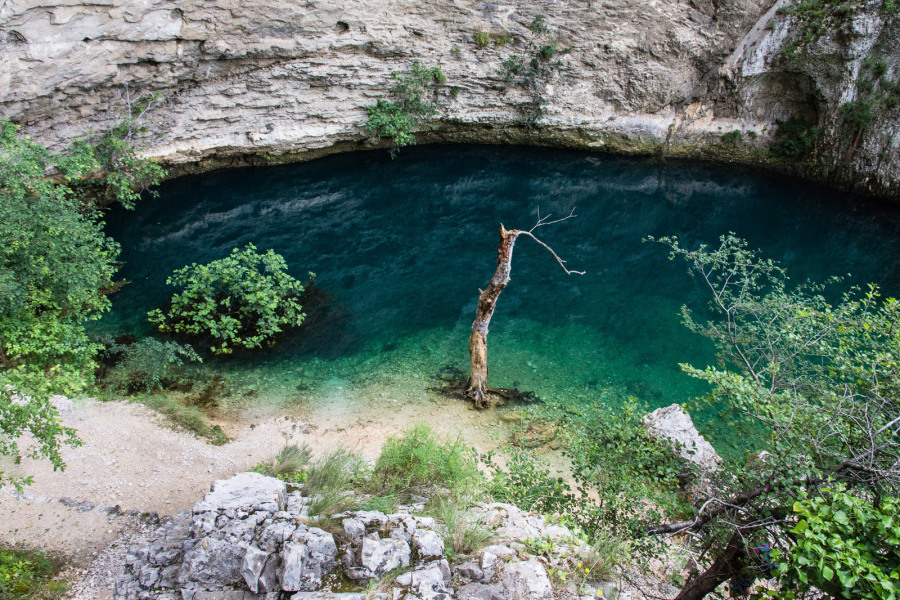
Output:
99,145,900,452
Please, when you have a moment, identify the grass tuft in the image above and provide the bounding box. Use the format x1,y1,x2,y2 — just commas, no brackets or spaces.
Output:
371,423,483,500
432,496,493,558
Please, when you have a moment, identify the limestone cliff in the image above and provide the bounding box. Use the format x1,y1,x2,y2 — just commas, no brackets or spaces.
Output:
1,0,897,198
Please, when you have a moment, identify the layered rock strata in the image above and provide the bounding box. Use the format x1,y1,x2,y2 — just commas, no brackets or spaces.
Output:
1,0,897,198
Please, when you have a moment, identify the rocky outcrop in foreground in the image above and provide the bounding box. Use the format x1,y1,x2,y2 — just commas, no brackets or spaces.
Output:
115,472,654,600
1,0,898,198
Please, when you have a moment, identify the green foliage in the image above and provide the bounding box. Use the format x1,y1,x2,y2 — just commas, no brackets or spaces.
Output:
652,233,900,595
148,244,310,355
529,15,549,34
484,401,690,551
303,448,367,517
0,115,164,489
252,443,312,484
776,0,867,52
365,62,446,157
0,546,65,600
495,34,512,48
840,99,875,131
771,486,900,600
474,32,490,49
103,337,200,393
141,394,229,445
483,448,572,516
721,129,743,143
372,423,482,498
501,56,526,83
497,19,565,130
769,119,818,158
562,399,692,541
431,496,493,558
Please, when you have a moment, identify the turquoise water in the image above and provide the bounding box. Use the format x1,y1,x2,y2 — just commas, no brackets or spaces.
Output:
99,145,900,453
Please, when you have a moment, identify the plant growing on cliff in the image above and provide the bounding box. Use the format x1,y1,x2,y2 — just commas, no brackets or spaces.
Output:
148,244,312,355
497,20,567,130
643,234,900,600
0,116,164,489
365,62,447,157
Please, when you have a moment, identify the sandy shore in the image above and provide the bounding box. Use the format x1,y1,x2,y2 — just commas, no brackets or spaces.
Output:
0,388,529,597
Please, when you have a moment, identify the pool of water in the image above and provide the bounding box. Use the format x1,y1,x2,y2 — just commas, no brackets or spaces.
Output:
98,145,900,455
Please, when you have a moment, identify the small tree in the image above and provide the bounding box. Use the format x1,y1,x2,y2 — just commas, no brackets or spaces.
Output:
0,110,165,490
148,245,312,355
644,234,900,600
465,210,583,407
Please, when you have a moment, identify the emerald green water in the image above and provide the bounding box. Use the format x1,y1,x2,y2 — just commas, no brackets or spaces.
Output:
99,145,900,454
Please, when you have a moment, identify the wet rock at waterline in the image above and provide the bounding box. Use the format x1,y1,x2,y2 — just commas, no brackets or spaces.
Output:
114,473,639,600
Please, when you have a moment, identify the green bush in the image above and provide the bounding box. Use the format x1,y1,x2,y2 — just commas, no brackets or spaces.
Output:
473,32,490,48
769,119,818,158
148,245,311,355
839,99,875,131
0,545,65,599
103,337,200,392
483,448,572,516
0,114,164,489
372,424,482,498
721,129,743,143
365,62,446,157
771,486,900,600
529,15,549,34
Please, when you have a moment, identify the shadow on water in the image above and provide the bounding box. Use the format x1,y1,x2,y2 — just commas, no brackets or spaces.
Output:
97,144,900,452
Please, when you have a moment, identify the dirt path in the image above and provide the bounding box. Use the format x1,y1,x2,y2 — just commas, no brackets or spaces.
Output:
0,389,531,597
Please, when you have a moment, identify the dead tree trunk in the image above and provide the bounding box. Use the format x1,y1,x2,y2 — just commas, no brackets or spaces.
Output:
674,533,746,600
465,210,583,408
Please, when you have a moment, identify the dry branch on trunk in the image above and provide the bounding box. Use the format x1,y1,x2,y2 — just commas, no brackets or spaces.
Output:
465,210,584,408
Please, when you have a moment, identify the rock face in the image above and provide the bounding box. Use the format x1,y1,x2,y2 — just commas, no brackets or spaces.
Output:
114,473,651,600
644,404,721,471
1,0,897,198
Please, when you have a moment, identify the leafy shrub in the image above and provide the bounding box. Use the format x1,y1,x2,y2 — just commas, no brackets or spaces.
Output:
0,113,163,489
839,99,875,131
483,448,572,516
0,546,65,600
529,15,549,34
473,32,490,48
103,337,200,393
365,62,446,157
721,129,743,143
495,34,512,47
771,486,900,600
148,244,311,355
501,56,525,83
371,423,482,498
769,119,818,158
